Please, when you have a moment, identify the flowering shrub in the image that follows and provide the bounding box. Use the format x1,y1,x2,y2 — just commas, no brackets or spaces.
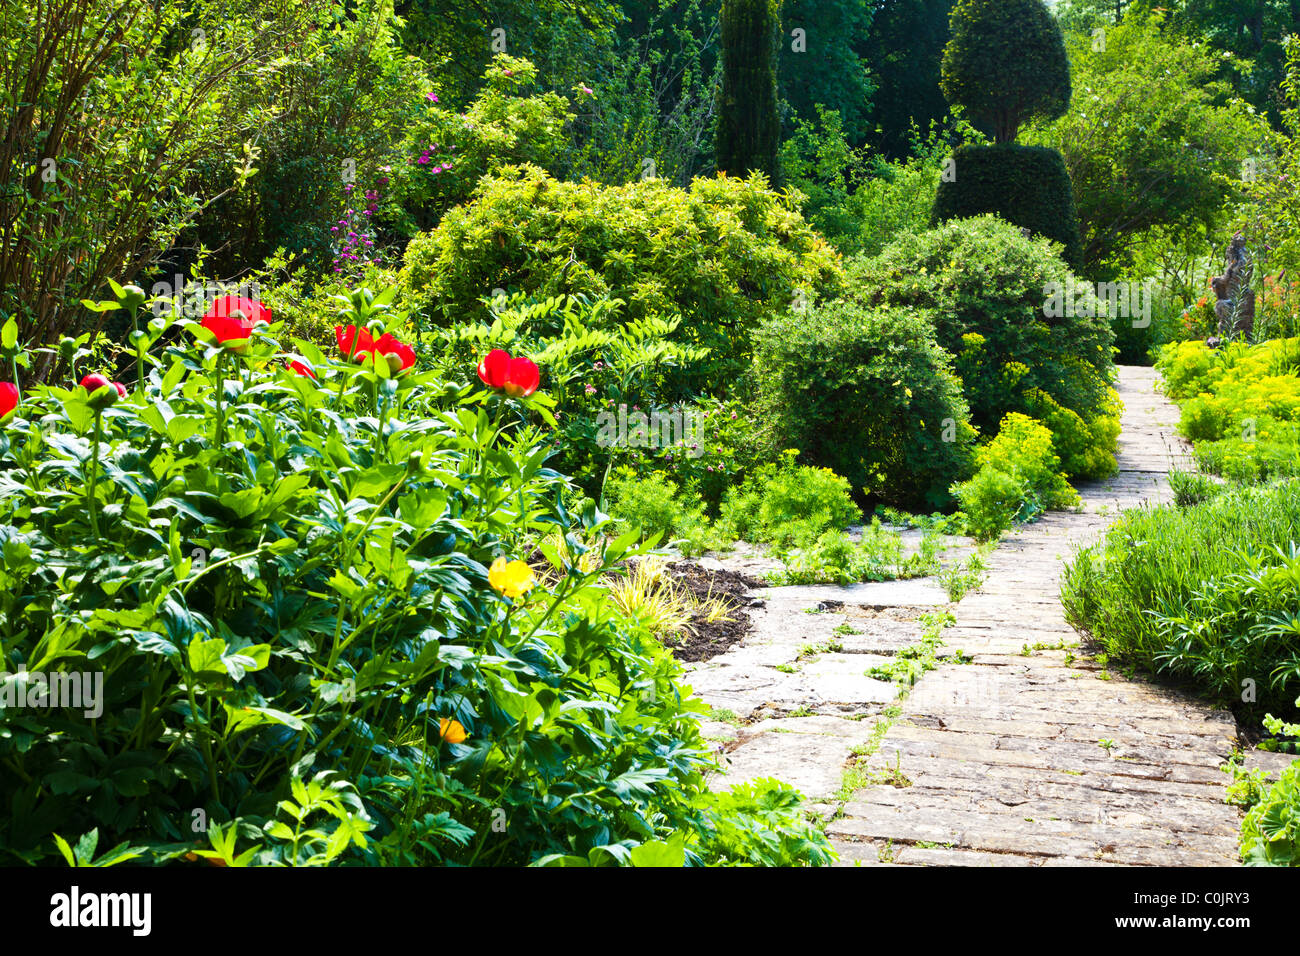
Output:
1157,337,1300,481
0,291,830,866
952,413,1079,541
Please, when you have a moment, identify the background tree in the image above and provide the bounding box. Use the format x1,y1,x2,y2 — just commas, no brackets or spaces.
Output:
716,0,783,182
1026,12,1264,278
940,0,1071,143
0,0,315,381
863,0,955,159
778,0,875,143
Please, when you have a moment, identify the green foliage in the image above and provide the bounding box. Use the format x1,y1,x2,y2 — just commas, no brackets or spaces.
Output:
1157,337,1300,482
1237,39,1300,289
940,0,1071,143
719,453,861,549
425,291,708,494
1026,12,1264,279
781,113,975,258
1168,469,1223,508
611,396,765,516
380,55,574,238
0,0,315,360
750,301,976,512
931,144,1084,269
691,778,836,866
770,523,942,586
398,164,844,396
604,472,721,557
777,0,876,142
853,216,1118,478
189,0,430,279
1241,758,1300,866
1061,480,1300,718
716,0,782,182
952,413,1079,541
862,0,956,158
562,0,720,188
397,0,622,105
0,292,788,867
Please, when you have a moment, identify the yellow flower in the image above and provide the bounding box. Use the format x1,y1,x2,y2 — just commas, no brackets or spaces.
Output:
439,718,468,744
489,556,535,599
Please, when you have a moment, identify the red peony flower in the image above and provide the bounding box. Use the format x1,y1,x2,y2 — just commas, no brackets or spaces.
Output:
80,373,112,393
0,382,17,418
288,359,317,380
373,333,416,374
202,296,270,347
477,349,539,398
335,324,374,361
335,326,416,374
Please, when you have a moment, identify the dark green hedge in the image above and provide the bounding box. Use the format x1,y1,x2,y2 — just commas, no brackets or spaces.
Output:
931,144,1083,270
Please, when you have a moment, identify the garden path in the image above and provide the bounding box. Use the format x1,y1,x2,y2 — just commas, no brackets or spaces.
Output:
687,366,1277,866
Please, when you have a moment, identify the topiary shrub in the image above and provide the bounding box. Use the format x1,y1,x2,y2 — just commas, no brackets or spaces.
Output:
398,164,844,397
749,301,976,511
851,216,1117,480
930,144,1084,270
939,0,1070,144
933,0,1079,268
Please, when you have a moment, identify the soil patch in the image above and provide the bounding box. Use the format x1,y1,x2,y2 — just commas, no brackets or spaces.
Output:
664,561,765,663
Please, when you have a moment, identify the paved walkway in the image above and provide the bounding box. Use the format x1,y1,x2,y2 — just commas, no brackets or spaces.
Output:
828,366,1245,866
689,366,1271,866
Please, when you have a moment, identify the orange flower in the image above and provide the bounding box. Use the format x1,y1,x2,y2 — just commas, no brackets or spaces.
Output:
439,717,468,744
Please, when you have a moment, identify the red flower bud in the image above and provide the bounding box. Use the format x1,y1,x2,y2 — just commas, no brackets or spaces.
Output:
477,349,539,397
0,382,17,419
79,373,121,408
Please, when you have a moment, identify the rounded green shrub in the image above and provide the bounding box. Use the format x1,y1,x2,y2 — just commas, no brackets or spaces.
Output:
749,301,976,512
851,215,1117,479
931,144,1084,270
398,164,845,397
